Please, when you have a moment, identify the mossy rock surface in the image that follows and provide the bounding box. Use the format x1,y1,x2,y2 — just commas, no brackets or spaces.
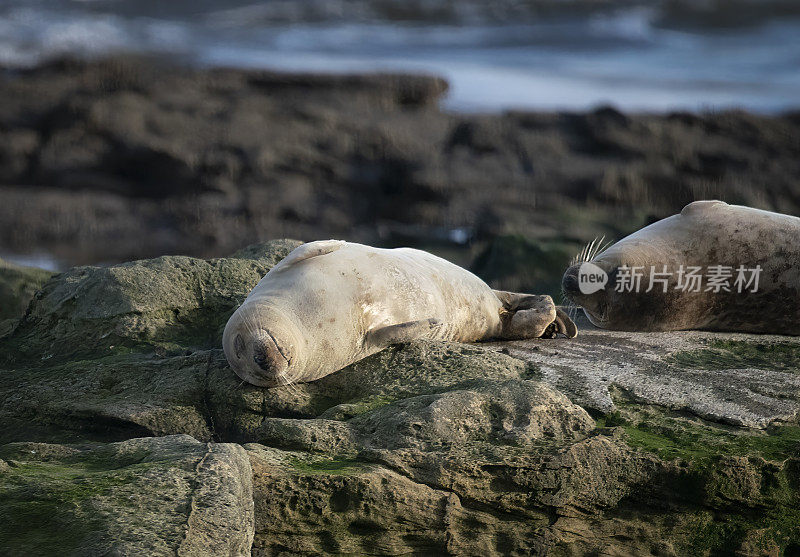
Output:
593,390,800,554
668,338,800,372
0,239,300,364
3,240,800,555
0,258,54,334
0,434,254,556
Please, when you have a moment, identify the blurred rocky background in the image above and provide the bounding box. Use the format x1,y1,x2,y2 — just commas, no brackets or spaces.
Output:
0,0,799,297
2,4,800,554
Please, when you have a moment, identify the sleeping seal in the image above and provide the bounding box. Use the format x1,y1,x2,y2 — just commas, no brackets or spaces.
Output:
224,240,576,386
562,200,800,333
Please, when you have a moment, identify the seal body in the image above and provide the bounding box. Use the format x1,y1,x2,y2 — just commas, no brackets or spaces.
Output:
562,201,800,333
224,240,575,386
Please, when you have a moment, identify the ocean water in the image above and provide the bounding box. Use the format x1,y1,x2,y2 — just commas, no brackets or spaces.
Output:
0,251,62,271
0,0,799,112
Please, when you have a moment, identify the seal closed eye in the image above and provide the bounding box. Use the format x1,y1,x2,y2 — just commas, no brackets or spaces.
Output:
233,334,246,359
223,240,577,387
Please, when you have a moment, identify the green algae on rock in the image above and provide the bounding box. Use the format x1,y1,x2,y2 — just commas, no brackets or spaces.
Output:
3,240,800,555
0,435,254,557
0,258,54,335
668,338,800,372
593,390,800,555
0,239,300,364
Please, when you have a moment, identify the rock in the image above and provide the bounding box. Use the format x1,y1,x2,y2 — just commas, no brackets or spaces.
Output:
178,440,255,557
0,434,254,556
0,239,300,363
245,434,800,556
0,349,232,443
246,444,555,556
245,71,449,108
2,243,800,554
347,380,594,451
0,258,53,321
500,313,800,428
0,337,551,447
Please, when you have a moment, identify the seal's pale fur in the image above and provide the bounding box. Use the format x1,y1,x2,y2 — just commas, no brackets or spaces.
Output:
224,240,575,386
562,200,800,333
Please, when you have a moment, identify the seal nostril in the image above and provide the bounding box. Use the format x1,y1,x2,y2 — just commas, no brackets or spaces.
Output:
251,331,290,375
253,346,268,369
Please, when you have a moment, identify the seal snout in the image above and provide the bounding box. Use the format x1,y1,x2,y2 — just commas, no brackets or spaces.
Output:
224,320,295,386
562,264,581,298
250,329,291,378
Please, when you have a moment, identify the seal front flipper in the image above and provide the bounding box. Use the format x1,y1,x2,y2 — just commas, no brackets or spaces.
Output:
276,240,345,269
365,318,442,348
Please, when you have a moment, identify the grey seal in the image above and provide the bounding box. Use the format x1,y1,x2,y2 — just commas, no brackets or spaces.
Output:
562,200,800,333
224,240,576,386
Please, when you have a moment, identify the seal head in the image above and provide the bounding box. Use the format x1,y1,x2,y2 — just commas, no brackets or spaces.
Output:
562,260,677,330
561,200,800,333
222,302,305,387
562,259,623,328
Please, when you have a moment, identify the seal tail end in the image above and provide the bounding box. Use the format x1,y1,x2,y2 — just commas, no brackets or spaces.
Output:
277,240,345,268
554,308,578,338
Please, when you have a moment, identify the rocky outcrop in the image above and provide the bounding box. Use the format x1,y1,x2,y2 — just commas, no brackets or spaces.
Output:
1,57,799,274
0,258,53,326
1,241,799,555
501,317,800,428
0,434,253,556
2,239,300,364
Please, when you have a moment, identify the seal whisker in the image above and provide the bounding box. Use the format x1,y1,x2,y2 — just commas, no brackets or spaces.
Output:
571,239,590,267
555,284,580,324
277,370,301,394
586,238,596,262
237,308,253,339
560,291,579,322
570,235,612,267
586,238,596,260
590,236,611,261
566,301,579,322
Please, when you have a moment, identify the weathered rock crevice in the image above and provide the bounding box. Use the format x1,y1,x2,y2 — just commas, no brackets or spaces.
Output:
2,240,800,555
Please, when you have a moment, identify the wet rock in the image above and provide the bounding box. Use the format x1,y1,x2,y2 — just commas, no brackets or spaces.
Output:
245,71,449,108
1,57,799,271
